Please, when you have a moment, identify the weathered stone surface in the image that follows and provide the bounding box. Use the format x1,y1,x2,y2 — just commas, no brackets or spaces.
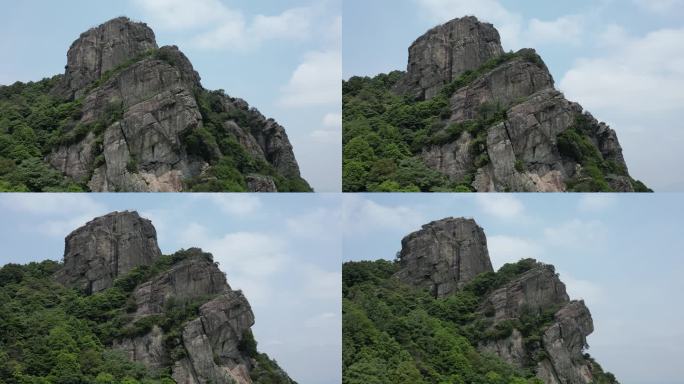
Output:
246,174,277,192
132,250,230,318
47,17,308,192
55,211,161,293
421,132,475,182
448,50,553,123
395,16,504,100
480,264,570,323
395,217,493,297
478,262,595,384
57,17,158,99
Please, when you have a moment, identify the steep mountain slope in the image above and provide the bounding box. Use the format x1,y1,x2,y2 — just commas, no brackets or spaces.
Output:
342,16,650,192
0,211,296,384
343,217,619,384
0,17,310,192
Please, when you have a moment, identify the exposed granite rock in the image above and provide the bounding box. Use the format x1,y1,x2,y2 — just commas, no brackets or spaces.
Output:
447,49,554,123
56,17,158,99
394,217,493,297
395,16,504,100
55,211,161,293
479,262,595,384
393,217,608,383
46,17,309,192
391,15,642,191
246,174,277,192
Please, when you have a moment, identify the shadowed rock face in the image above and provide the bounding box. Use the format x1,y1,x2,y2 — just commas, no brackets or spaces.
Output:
395,16,504,100
394,217,603,383
394,217,493,297
47,17,308,192
55,211,161,293
56,213,294,384
58,17,158,99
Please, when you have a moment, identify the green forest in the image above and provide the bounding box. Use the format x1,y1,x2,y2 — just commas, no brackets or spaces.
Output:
0,251,292,384
342,258,619,384
0,49,311,192
342,51,650,192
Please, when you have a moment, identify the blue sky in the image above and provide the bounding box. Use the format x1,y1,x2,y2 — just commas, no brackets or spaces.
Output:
343,193,684,384
344,0,684,192
0,193,342,384
0,0,341,192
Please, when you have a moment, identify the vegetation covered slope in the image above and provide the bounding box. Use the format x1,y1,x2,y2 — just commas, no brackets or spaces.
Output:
342,51,651,192
342,259,619,384
0,252,293,384
0,48,311,192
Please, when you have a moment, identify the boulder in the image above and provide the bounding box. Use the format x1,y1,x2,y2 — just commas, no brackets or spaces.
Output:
394,217,493,297
55,211,161,293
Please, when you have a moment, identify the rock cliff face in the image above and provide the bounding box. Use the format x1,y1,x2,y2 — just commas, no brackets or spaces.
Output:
395,217,493,297
395,16,505,100
47,17,309,192
55,211,161,293
395,217,605,383
392,16,646,192
55,212,295,384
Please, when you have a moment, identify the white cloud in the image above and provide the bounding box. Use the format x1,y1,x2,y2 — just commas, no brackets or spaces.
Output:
528,15,584,45
342,196,425,235
133,0,232,29
286,207,341,240
561,28,684,115
543,219,607,247
304,312,339,328
278,49,342,107
559,271,603,305
415,0,584,49
133,0,314,50
487,235,543,269
300,265,341,300
633,0,684,13
310,112,342,144
192,194,262,215
578,195,616,212
475,194,524,219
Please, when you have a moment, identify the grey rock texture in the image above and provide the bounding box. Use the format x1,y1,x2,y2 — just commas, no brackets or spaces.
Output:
55,211,161,293
47,17,308,192
394,16,640,192
394,217,493,297
395,16,504,100
246,174,277,192
394,217,605,383
55,212,295,384
56,17,158,99
478,263,595,384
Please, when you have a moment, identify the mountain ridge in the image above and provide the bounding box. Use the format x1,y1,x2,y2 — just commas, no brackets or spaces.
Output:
0,17,310,192
343,217,619,384
342,16,650,192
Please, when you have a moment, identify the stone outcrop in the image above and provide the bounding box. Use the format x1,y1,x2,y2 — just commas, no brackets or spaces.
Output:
56,17,158,99
394,217,493,297
56,213,295,384
395,16,504,100
47,17,309,192
393,16,644,192
55,211,161,293
395,217,606,383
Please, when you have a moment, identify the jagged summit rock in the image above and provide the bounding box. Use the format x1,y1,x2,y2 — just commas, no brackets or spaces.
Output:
395,16,505,100
55,210,161,293
393,217,603,383
53,212,295,384
0,16,311,192
57,17,158,99
395,217,493,297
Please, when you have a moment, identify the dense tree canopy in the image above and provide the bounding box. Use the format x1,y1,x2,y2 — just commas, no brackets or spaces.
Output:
342,259,619,384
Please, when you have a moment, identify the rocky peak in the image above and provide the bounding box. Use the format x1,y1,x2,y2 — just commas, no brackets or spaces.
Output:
55,210,161,293
396,16,505,100
58,17,158,99
394,217,493,297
